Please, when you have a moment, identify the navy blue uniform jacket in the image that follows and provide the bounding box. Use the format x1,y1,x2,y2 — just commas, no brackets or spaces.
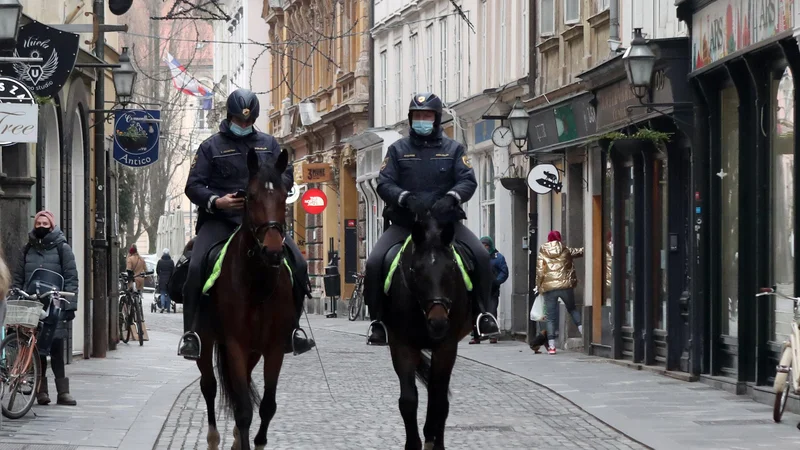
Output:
185,120,293,230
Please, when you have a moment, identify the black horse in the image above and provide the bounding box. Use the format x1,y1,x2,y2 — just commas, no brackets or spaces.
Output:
383,209,473,450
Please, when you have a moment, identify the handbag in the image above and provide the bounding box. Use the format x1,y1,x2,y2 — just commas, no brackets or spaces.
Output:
529,289,546,322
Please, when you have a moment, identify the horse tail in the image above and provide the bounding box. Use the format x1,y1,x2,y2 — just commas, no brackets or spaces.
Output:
214,330,259,415
414,351,452,399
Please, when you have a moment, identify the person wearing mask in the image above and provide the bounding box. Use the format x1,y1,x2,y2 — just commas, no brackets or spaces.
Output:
157,248,175,313
11,210,78,405
126,245,147,293
469,236,509,344
364,92,500,345
179,88,315,360
536,230,584,355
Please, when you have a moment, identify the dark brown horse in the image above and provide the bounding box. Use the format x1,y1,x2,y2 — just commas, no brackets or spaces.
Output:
384,211,473,450
195,148,296,450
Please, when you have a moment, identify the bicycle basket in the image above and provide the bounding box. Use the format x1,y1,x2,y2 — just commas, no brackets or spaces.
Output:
4,300,44,328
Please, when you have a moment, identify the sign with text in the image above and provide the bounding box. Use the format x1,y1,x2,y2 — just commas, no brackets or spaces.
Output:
301,188,328,215
113,109,161,168
0,76,36,146
0,103,39,143
0,21,80,98
595,69,673,131
298,163,333,183
692,0,795,71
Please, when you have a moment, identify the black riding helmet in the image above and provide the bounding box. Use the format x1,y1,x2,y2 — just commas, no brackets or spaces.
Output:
408,92,443,129
226,89,260,122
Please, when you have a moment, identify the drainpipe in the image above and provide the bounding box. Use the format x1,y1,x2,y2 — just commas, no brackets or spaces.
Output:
609,0,621,55
367,0,375,128
528,0,536,96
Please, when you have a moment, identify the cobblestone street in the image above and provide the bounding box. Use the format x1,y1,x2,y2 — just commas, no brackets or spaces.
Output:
153,319,645,450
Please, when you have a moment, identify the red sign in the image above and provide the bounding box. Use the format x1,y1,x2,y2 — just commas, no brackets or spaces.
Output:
346,219,356,227
301,188,327,215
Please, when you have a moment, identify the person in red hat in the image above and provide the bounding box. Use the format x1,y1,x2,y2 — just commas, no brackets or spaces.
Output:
11,210,78,405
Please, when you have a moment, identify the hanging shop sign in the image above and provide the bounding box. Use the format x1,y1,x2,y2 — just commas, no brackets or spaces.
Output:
0,21,79,98
297,162,333,183
113,109,161,168
287,183,302,204
0,103,39,143
301,188,328,215
527,163,562,195
0,76,36,146
527,93,596,152
691,0,795,71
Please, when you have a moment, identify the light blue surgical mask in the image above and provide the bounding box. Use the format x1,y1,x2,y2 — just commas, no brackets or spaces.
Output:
230,123,253,137
411,120,434,136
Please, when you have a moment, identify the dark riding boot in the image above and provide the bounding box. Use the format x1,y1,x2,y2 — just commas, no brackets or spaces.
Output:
285,275,315,356
55,377,77,406
37,376,50,405
178,290,201,360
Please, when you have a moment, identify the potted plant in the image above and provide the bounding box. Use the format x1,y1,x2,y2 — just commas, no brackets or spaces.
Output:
116,125,148,152
601,128,671,155
499,164,528,192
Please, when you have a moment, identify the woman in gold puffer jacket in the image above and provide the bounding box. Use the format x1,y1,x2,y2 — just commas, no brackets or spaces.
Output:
536,230,584,354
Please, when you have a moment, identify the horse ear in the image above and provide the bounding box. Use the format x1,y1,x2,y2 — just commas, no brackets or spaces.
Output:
276,148,289,174
411,220,426,247
440,221,456,246
247,148,259,177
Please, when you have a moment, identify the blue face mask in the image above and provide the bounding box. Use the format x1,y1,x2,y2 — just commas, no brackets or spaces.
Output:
411,120,434,136
230,123,253,137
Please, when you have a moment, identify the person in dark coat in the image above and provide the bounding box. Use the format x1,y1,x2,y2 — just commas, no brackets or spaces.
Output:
364,92,500,345
470,236,509,344
178,88,314,360
11,210,78,406
156,248,174,313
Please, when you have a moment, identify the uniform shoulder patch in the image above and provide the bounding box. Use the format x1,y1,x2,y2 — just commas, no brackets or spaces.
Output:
380,156,388,171
462,155,472,169
191,153,199,169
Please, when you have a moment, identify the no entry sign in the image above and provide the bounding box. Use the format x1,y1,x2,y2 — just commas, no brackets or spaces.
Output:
301,188,327,215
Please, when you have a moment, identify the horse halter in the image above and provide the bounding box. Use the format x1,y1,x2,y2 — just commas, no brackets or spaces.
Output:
243,182,286,264
402,249,454,316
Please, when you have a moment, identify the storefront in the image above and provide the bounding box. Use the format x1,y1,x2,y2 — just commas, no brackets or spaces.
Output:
577,38,693,370
676,0,799,387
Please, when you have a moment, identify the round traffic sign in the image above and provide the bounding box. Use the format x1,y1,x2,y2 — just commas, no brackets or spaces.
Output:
287,183,302,204
301,188,327,215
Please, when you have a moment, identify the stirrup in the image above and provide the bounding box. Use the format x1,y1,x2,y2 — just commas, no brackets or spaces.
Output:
291,328,309,356
366,320,388,345
177,331,201,359
475,313,501,339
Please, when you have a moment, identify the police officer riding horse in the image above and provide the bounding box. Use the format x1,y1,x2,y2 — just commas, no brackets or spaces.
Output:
177,89,315,360
365,92,501,345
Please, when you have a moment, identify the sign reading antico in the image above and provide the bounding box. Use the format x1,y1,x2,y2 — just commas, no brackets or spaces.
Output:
692,0,795,71
0,103,39,143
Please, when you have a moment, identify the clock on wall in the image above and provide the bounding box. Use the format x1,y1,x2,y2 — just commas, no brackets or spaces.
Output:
491,126,513,148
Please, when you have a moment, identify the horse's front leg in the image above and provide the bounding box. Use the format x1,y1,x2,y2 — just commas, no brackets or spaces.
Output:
253,346,284,450
423,347,457,450
226,340,254,450
197,328,220,450
390,341,422,450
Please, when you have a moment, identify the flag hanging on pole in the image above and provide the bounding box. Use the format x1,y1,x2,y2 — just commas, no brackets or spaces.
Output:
164,52,213,109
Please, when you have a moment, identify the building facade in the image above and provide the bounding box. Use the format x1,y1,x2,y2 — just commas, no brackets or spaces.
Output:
264,0,369,312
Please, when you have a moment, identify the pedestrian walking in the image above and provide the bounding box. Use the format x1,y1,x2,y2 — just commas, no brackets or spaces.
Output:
11,210,78,405
470,236,509,344
156,248,175,313
126,245,147,293
536,230,584,355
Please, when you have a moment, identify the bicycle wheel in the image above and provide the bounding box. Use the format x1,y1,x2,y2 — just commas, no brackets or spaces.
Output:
134,296,144,346
0,332,41,419
348,288,363,321
774,346,793,422
119,298,131,344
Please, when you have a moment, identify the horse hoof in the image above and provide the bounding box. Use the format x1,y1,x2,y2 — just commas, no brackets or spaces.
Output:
207,426,220,450
423,442,435,450
255,446,265,450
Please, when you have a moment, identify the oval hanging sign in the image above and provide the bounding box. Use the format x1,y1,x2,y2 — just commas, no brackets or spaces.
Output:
301,188,327,215
113,109,161,168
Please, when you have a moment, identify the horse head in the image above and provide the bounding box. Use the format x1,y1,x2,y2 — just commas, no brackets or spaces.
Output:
407,207,461,342
244,148,289,268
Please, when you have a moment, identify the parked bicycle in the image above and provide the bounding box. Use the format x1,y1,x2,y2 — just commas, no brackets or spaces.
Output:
757,286,800,423
118,270,152,346
348,272,366,321
1,269,75,419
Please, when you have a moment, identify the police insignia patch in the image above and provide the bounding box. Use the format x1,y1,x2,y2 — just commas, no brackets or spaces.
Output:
380,156,388,171
417,95,426,103
462,155,472,168
191,154,198,169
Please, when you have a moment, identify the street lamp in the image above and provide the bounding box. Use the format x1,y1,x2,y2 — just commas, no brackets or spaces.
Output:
0,0,22,49
622,28,656,101
112,47,136,108
507,97,529,150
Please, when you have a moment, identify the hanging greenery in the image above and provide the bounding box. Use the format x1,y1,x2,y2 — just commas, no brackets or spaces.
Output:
33,95,55,106
601,128,672,151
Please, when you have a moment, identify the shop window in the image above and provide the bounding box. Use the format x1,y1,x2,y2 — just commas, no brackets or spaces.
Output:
623,164,634,327
602,157,613,307
481,154,495,239
771,67,795,343
654,158,668,330
720,85,739,337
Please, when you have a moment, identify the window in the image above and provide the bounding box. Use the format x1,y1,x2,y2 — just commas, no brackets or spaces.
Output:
720,85,739,337
380,50,387,125
481,154,495,239
540,0,555,36
564,0,580,24
455,16,462,100
500,0,506,84
596,0,610,13
196,104,208,129
521,1,528,73
439,18,447,99
394,42,403,121
425,24,434,93
481,1,488,88
410,33,418,94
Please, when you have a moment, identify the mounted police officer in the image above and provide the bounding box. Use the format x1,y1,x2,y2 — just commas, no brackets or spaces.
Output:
364,92,500,345
178,88,315,360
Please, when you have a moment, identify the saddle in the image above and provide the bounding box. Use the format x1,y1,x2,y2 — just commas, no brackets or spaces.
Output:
381,235,476,295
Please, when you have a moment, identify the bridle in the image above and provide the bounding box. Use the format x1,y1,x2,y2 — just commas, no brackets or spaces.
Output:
242,183,287,265
400,244,455,316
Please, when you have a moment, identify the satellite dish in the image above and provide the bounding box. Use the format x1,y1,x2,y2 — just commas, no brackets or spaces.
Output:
287,183,302,204
109,0,134,15
527,163,562,195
